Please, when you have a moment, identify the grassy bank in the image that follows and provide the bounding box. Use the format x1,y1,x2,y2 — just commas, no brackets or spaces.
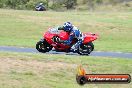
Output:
0,52,131,88
0,9,132,52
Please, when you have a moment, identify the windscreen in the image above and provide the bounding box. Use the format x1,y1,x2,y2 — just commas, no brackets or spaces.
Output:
48,27,60,34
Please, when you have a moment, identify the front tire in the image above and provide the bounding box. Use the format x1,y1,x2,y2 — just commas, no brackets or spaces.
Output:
36,39,52,53
77,42,94,55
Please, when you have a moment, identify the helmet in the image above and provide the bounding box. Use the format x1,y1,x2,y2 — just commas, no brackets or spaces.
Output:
63,22,73,32
39,3,43,5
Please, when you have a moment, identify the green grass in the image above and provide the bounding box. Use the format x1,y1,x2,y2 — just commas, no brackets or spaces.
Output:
0,9,131,88
0,52,131,88
0,9,132,52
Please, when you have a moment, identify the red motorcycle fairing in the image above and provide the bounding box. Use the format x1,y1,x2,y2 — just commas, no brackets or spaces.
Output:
44,29,98,51
83,33,98,44
44,30,70,51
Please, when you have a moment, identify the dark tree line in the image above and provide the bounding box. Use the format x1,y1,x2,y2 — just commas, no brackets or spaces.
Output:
0,0,131,10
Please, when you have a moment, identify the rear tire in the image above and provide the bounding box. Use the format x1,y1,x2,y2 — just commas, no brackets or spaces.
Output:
36,39,52,53
77,42,94,55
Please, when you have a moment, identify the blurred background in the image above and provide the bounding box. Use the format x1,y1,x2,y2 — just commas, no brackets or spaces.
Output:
0,0,132,11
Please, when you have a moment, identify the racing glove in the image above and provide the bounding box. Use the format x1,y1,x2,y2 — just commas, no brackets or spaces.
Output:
58,26,64,30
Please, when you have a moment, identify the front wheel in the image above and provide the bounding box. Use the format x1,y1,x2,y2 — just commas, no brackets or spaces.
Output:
36,39,53,53
77,42,94,55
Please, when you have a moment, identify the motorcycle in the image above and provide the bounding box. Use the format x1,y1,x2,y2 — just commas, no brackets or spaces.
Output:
36,27,98,55
35,5,46,11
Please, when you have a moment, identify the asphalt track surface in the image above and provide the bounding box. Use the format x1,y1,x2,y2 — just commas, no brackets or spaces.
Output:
0,46,132,59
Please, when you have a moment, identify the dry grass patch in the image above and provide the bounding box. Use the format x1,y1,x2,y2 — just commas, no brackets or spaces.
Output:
0,57,76,75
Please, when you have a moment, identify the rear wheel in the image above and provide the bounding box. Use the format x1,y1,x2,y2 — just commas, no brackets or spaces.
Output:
36,39,52,53
77,42,94,55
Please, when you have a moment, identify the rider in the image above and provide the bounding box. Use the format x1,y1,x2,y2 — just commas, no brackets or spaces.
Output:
35,3,46,11
57,22,83,52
